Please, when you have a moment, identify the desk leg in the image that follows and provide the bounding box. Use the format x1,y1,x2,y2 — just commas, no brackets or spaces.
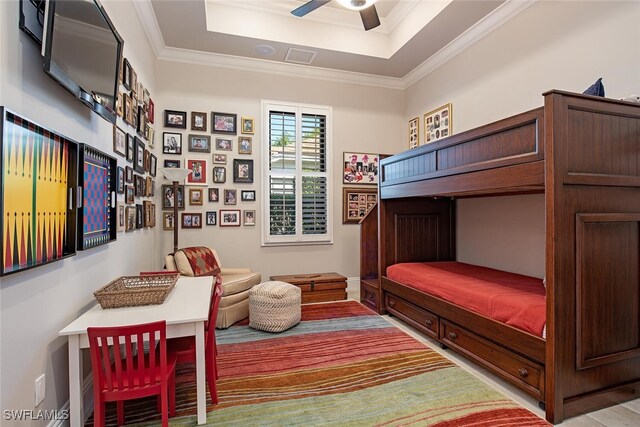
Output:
68,335,82,427
195,321,206,424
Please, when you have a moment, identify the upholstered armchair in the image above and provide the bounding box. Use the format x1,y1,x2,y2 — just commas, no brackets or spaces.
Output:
165,247,261,328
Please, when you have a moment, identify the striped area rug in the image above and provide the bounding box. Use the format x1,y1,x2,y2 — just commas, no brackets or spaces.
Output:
96,300,550,426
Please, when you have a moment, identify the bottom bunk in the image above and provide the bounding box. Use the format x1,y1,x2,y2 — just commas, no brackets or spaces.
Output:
382,261,546,402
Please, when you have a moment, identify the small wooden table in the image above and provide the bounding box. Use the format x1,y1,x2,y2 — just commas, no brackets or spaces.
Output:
269,272,347,303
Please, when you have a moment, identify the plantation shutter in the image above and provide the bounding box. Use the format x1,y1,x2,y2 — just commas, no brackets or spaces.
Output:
263,102,332,245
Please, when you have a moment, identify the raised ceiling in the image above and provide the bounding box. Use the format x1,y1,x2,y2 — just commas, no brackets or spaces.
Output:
136,0,535,88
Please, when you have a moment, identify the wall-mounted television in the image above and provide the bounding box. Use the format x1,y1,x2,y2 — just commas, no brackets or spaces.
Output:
42,0,123,124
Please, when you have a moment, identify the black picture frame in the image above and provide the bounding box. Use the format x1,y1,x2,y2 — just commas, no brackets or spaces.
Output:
233,159,254,183
134,174,144,197
133,137,145,173
164,109,187,129
161,184,185,210
150,153,157,177
116,166,125,194
188,134,211,153
135,203,144,228
163,132,182,155
211,112,237,135
241,190,256,201
125,166,134,183
206,211,217,225
164,159,181,168
122,58,132,90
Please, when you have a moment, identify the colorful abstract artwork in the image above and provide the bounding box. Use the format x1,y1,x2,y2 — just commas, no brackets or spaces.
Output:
78,145,116,250
1,108,78,276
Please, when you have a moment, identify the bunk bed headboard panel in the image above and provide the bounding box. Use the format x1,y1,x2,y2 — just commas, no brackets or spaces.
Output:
379,197,455,277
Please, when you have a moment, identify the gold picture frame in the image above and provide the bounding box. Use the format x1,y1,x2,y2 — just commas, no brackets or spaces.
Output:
423,103,452,144
342,187,377,224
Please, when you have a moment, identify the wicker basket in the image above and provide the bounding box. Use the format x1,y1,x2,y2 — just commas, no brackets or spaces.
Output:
94,274,179,309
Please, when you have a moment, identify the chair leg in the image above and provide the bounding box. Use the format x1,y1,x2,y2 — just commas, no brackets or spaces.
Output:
206,352,218,404
117,401,125,426
169,372,176,417
160,390,169,427
93,394,105,427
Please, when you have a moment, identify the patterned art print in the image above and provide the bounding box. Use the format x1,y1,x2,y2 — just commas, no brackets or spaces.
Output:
80,146,114,250
1,110,76,275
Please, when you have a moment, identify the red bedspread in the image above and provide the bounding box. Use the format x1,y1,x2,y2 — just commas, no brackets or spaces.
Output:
386,262,546,337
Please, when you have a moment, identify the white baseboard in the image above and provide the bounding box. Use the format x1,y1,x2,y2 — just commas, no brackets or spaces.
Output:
47,374,93,427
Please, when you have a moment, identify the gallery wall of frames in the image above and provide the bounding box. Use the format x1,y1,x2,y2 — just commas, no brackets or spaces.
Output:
159,108,257,231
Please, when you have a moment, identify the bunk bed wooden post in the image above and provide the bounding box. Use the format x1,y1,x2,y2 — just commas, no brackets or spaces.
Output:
370,91,640,423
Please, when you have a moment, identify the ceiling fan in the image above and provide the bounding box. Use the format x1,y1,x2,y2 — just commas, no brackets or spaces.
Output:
291,0,381,31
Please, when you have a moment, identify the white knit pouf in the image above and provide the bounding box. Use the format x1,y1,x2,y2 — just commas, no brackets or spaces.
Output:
249,281,301,332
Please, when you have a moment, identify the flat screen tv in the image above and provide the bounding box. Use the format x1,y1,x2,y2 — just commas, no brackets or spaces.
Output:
42,0,123,124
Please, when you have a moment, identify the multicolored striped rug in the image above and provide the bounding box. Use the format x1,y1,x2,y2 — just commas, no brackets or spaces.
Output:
96,300,549,426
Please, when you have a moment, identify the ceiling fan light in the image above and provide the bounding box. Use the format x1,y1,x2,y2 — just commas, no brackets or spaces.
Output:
335,0,377,12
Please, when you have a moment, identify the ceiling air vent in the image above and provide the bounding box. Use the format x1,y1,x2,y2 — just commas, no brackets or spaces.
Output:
284,48,317,65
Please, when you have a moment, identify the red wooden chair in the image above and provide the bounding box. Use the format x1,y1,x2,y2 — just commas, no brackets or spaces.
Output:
167,281,223,404
87,321,177,427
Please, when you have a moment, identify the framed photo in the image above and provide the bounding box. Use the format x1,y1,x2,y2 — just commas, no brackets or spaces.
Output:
189,188,204,205
220,209,241,227
164,110,187,129
130,68,138,97
125,166,133,183
213,166,226,183
188,134,211,153
424,103,452,144
116,92,124,118
125,185,134,204
238,136,252,154
215,137,232,151
135,204,143,229
143,88,150,106
133,137,145,173
113,126,126,157
134,174,144,197
206,211,217,226
123,93,132,126
163,132,182,155
116,166,125,194
244,210,256,226
224,189,237,205
343,152,379,185
163,212,175,230
150,153,157,177
213,153,227,164
241,190,255,201
212,112,237,134
161,184,185,210
125,206,136,231
186,159,207,186
146,125,155,149
148,99,155,124
182,213,202,229
116,202,126,232
145,176,154,197
241,117,254,134
409,116,419,149
208,187,219,202
126,133,135,163
191,111,207,131
144,149,151,172
233,159,254,183
164,159,181,168
342,187,378,224
122,58,132,90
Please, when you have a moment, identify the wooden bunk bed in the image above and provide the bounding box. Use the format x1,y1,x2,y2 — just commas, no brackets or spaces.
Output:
360,90,640,423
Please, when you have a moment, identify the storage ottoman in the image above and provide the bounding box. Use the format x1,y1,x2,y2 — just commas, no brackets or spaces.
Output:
249,281,301,332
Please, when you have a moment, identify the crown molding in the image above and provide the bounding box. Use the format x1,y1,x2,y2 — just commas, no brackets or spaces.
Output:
134,0,536,91
402,0,537,88
156,45,405,90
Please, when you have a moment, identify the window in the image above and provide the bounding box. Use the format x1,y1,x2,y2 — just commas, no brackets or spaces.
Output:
262,101,332,245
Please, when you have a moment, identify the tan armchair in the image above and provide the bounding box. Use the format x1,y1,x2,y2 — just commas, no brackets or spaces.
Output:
165,248,261,328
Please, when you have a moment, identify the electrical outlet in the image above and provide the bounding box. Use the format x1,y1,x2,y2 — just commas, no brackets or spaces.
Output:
34,374,45,406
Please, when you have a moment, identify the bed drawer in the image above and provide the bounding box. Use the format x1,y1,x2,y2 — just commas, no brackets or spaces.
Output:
386,294,438,339
441,320,544,400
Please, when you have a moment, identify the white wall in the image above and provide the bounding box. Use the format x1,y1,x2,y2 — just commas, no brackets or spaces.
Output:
155,61,404,280
406,0,640,277
0,1,157,424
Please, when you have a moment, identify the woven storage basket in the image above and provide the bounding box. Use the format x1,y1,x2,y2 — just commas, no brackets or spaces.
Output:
94,274,179,309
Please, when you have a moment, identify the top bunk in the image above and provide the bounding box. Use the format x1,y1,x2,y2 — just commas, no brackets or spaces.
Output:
380,90,640,199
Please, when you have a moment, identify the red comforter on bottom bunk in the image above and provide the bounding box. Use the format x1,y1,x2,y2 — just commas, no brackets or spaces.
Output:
386,261,546,337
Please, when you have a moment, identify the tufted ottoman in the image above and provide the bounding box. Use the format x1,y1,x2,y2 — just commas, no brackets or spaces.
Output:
249,281,301,332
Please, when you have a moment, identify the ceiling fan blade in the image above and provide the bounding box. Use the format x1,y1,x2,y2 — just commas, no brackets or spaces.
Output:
360,4,380,31
291,0,331,17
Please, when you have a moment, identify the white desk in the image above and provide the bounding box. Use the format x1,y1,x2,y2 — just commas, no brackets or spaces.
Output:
59,276,212,427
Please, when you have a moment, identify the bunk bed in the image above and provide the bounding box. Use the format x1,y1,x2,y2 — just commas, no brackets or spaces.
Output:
361,91,640,423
